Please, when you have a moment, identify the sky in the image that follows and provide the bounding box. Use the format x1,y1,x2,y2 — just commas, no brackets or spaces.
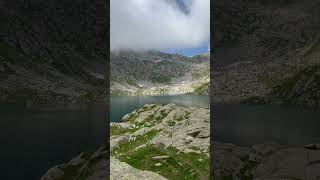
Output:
110,0,210,56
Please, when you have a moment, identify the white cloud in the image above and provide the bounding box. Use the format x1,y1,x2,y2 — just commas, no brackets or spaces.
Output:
110,0,210,50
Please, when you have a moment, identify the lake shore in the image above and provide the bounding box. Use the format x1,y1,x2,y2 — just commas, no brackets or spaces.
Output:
41,103,320,180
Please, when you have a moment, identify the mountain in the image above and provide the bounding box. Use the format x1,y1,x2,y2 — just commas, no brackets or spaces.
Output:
110,50,210,95
0,0,108,104
213,0,320,67
212,0,320,107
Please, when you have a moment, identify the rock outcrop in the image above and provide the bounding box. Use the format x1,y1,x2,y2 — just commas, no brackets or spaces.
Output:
110,157,167,180
41,145,108,180
214,142,320,180
41,104,320,180
111,103,210,179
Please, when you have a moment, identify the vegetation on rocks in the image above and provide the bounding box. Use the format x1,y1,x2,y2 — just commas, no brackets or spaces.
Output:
110,103,210,180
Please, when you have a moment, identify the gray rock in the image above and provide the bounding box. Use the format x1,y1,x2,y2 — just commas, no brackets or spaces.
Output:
110,135,129,151
154,163,162,167
151,155,170,160
253,148,320,180
68,152,85,166
40,165,65,180
110,157,167,180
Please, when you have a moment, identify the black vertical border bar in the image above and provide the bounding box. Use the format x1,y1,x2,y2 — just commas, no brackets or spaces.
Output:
106,0,110,178
210,0,215,179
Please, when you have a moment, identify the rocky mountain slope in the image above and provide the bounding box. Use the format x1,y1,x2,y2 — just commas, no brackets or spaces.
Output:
212,0,320,107
0,0,108,105
110,51,210,96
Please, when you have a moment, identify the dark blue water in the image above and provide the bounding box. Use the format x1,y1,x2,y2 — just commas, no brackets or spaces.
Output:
110,95,210,122
0,104,107,180
214,104,320,147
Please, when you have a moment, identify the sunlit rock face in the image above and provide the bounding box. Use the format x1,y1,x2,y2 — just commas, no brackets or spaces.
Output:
110,157,168,180
110,103,210,179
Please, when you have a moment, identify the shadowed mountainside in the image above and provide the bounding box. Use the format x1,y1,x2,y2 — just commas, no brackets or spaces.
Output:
212,0,320,107
0,0,108,105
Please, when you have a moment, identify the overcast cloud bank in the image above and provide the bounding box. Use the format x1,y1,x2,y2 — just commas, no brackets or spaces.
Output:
110,0,210,51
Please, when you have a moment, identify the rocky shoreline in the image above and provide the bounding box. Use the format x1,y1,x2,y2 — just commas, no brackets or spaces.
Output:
41,104,320,180
41,145,108,180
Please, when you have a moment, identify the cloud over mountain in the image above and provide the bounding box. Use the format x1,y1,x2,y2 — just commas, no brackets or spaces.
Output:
110,0,210,50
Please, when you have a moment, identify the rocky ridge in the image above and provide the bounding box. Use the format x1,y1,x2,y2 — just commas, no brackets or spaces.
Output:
110,51,210,96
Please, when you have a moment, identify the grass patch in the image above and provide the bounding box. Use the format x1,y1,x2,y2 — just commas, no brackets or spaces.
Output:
173,114,184,122
118,145,210,180
184,110,191,119
111,130,159,156
110,125,139,136
167,120,176,126
139,104,158,113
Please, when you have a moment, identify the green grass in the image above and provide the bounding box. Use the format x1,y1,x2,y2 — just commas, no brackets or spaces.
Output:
111,130,159,156
139,104,159,113
167,120,176,126
184,110,191,119
118,145,210,180
110,125,140,136
173,114,184,122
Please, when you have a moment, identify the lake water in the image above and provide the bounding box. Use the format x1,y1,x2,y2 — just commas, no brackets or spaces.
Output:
0,104,107,180
214,104,320,147
111,96,320,147
110,95,210,122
